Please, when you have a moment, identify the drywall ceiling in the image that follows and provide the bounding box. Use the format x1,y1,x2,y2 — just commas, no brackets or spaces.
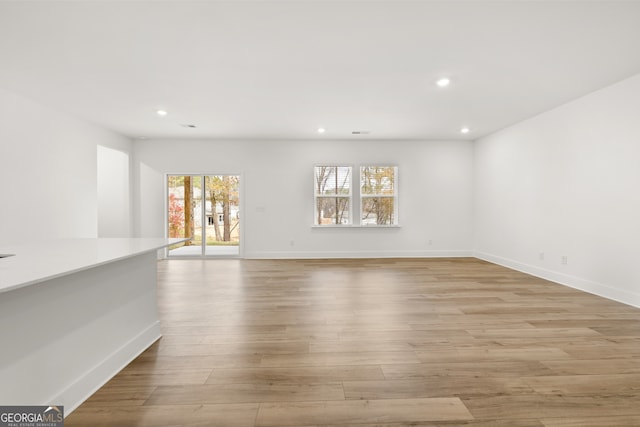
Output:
1,1,640,140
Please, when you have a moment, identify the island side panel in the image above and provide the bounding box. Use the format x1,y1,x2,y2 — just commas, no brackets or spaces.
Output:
0,251,161,412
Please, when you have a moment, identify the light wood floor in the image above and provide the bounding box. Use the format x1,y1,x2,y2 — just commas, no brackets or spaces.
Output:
66,258,640,426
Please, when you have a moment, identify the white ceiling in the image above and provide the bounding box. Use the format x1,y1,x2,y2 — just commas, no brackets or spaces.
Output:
1,1,640,141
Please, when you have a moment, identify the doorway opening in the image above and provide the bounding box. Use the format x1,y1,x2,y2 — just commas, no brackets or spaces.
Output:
167,174,240,257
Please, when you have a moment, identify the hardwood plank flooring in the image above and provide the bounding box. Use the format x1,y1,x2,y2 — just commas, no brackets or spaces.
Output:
254,398,473,426
65,258,640,426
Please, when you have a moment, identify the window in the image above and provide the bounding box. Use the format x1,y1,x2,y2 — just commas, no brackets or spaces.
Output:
314,166,352,225
360,166,398,225
314,165,398,226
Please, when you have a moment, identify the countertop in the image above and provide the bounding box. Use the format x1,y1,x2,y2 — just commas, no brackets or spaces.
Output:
0,238,186,293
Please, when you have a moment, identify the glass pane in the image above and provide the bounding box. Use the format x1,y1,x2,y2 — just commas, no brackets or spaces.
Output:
315,166,351,195
361,197,395,225
315,197,350,225
360,166,395,195
204,175,240,256
167,175,203,256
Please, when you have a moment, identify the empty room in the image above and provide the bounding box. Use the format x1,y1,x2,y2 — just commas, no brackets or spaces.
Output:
1,1,640,426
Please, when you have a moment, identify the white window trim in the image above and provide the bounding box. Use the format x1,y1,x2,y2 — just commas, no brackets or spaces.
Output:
359,165,399,226
313,165,353,226
313,164,400,227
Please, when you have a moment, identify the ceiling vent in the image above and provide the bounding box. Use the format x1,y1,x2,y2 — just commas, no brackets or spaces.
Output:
351,130,371,135
181,124,197,128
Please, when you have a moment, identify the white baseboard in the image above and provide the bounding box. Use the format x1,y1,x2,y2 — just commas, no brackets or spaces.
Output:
474,251,640,309
244,249,473,259
55,322,161,415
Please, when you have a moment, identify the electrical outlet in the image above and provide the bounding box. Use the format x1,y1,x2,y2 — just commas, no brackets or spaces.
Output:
290,240,295,247
428,240,433,246
561,256,568,265
539,252,545,261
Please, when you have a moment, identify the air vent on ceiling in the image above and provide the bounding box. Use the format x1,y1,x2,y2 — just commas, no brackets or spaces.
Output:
351,130,371,135
181,124,197,128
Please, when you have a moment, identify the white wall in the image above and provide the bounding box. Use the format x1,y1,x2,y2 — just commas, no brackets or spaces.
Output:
474,73,640,307
0,87,133,243
134,139,474,258
98,145,132,237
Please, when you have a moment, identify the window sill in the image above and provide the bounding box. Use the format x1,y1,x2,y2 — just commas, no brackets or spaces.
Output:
311,225,401,228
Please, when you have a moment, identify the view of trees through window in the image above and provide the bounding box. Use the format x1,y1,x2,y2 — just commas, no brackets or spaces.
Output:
314,165,398,226
314,166,352,225
360,166,397,225
168,175,239,256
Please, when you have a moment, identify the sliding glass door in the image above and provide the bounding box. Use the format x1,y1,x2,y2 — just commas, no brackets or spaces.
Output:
167,174,240,257
203,175,240,256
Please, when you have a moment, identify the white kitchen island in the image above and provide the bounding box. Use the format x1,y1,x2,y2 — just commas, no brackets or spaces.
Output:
0,238,185,413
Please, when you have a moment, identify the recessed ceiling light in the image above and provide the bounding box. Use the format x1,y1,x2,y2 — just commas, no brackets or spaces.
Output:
460,127,470,134
137,136,147,140
317,128,326,134
436,78,451,87
156,110,168,116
